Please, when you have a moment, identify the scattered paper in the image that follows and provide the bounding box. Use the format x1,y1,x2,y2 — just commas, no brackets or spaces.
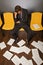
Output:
11,55,33,65
32,49,39,57
32,56,43,65
7,38,15,46
38,41,43,46
32,49,43,65
37,41,43,53
3,51,13,60
17,39,26,47
20,56,33,65
33,24,40,29
11,55,20,65
0,42,6,50
31,41,38,48
19,46,30,54
28,60,33,65
31,41,43,53
9,46,30,54
9,46,19,53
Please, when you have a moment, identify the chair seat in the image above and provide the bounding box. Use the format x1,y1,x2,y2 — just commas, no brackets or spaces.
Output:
19,28,25,31
30,24,43,31
30,12,43,31
2,12,15,30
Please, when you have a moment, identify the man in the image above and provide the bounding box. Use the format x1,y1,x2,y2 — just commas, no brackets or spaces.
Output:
10,5,35,42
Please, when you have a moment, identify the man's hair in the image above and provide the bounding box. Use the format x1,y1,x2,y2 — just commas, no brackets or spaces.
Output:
15,5,22,12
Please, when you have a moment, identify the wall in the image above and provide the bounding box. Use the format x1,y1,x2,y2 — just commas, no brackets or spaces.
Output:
0,0,43,12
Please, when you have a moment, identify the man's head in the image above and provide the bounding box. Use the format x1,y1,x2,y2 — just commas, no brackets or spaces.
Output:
15,5,22,14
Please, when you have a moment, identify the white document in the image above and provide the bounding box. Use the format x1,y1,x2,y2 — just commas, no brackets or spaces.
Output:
9,46,19,53
33,24,40,29
17,39,26,47
11,55,20,65
9,46,24,54
31,41,43,53
11,55,33,65
38,41,43,46
37,41,43,53
32,49,40,57
7,38,15,46
32,49,43,65
3,51,13,60
32,56,43,65
19,46,31,54
31,41,39,48
28,60,33,65
0,42,6,50
9,46,30,54
20,56,33,65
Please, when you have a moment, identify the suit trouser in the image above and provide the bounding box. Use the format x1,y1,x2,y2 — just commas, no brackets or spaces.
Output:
10,23,35,41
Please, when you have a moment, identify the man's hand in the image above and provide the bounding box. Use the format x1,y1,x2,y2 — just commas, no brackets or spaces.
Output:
16,21,20,24
14,12,17,18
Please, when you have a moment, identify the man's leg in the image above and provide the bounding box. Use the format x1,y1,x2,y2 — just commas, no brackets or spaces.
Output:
23,25,36,42
10,27,18,40
10,24,24,40
27,30,35,42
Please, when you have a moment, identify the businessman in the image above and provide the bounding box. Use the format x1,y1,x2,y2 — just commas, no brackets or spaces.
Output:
10,5,35,42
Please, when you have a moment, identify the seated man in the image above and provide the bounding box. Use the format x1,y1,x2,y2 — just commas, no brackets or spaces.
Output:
10,5,35,42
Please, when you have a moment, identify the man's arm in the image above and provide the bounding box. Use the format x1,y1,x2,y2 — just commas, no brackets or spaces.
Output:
14,12,20,24
14,12,19,22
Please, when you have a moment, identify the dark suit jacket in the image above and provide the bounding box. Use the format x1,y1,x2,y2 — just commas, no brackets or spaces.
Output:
14,8,29,25
21,8,29,24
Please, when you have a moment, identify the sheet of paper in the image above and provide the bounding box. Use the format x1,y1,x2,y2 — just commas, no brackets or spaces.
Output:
28,60,33,65
9,46,19,53
19,46,31,54
11,55,33,65
17,39,26,47
31,41,43,53
11,55,20,65
0,42,6,50
18,46,30,54
31,41,38,48
7,38,15,46
9,46,24,54
32,49,39,57
32,56,43,65
9,46,30,54
32,49,43,65
38,41,43,46
3,51,13,60
37,41,43,53
33,24,40,29
20,56,33,65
